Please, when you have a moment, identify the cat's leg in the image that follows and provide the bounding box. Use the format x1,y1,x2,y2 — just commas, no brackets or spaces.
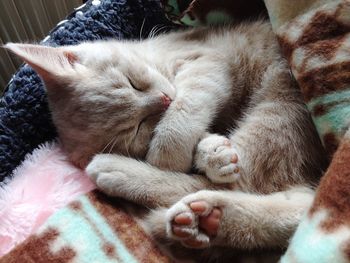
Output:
147,186,314,249
86,153,216,208
146,57,233,172
195,63,326,189
195,134,241,183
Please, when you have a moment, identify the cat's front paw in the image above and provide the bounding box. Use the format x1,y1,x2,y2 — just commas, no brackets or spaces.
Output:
86,154,133,197
86,154,118,183
195,134,241,183
166,190,223,249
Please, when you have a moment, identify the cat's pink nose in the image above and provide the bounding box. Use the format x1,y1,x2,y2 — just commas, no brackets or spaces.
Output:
162,94,172,109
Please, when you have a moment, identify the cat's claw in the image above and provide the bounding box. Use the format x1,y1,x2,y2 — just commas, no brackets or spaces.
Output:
166,191,222,249
195,134,241,183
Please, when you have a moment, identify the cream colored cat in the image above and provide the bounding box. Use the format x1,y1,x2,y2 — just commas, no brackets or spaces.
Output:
6,20,328,254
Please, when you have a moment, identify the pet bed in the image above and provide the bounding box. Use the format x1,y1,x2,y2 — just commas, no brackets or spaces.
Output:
1,0,350,262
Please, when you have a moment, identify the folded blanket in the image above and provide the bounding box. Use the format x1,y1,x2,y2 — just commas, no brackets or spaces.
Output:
0,190,173,263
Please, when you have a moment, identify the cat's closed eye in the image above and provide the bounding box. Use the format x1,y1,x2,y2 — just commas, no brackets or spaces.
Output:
128,78,143,91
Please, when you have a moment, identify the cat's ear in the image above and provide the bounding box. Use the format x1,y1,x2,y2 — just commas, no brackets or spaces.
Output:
4,43,78,85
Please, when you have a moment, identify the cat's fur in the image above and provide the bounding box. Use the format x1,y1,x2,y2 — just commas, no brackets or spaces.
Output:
6,20,328,256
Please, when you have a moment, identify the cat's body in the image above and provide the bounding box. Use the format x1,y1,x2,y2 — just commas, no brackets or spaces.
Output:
6,20,328,260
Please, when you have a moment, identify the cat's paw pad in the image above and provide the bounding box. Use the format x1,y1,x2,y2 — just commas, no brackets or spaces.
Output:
195,134,241,183
166,196,221,249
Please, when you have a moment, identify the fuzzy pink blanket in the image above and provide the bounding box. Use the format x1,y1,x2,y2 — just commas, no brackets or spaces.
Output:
0,142,95,256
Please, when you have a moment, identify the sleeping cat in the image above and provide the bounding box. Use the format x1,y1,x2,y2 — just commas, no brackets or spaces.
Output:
6,20,328,254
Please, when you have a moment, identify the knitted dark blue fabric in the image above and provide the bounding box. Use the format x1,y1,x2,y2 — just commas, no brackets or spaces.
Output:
0,0,176,182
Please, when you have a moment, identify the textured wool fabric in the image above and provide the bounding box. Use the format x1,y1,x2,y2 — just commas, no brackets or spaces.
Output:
0,0,176,183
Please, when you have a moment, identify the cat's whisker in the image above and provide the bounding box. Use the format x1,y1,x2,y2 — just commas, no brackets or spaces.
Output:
100,136,116,153
108,137,118,154
148,25,164,39
150,25,168,39
139,18,146,41
148,26,157,39
153,25,168,37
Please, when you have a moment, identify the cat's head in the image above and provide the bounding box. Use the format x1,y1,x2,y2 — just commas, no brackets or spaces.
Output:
5,42,175,168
